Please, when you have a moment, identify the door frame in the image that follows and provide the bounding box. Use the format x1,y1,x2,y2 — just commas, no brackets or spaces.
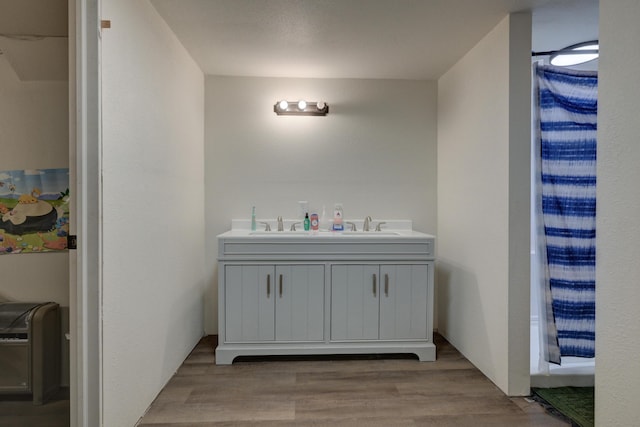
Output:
70,0,101,425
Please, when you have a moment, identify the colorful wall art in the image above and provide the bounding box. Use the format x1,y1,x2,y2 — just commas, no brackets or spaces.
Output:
0,168,70,254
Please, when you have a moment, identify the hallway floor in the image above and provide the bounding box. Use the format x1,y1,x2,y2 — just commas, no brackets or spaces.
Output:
0,388,69,427
136,334,569,426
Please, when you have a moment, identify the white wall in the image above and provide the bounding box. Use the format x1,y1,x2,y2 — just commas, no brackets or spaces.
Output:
596,1,640,425
0,57,69,304
101,1,205,426
0,56,70,385
205,76,437,333
436,13,531,395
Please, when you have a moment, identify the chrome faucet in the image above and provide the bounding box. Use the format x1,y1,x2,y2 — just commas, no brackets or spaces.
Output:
375,221,387,232
259,221,271,231
290,222,301,231
277,216,284,231
346,221,357,231
363,216,372,232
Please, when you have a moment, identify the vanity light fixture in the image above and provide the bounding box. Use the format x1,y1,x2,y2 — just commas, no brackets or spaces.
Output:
274,99,329,116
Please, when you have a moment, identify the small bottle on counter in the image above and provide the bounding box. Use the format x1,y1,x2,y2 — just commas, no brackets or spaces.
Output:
304,213,310,231
251,206,257,231
319,205,326,231
332,203,344,231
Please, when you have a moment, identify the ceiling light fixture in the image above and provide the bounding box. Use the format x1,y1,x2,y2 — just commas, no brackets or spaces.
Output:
274,100,329,116
550,41,599,66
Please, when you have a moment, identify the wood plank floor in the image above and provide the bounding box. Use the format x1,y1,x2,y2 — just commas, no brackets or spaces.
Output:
137,334,569,426
0,335,569,426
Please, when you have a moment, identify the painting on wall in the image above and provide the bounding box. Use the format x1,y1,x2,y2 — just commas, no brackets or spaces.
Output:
0,168,69,254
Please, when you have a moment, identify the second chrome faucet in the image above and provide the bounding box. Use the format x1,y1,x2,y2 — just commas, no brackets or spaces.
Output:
363,216,386,231
363,216,372,231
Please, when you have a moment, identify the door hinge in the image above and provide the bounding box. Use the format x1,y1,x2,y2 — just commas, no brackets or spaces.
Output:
67,235,77,250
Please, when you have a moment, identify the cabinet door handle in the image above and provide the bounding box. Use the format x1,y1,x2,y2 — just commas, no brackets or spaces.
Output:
279,274,283,298
385,273,389,297
372,274,377,296
267,274,271,298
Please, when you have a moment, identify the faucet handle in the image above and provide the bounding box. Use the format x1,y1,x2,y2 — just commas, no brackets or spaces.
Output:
374,222,387,232
290,222,301,231
346,221,357,231
259,221,271,231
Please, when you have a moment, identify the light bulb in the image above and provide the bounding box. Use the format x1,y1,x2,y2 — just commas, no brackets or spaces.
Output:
317,101,326,110
297,100,307,110
279,100,288,110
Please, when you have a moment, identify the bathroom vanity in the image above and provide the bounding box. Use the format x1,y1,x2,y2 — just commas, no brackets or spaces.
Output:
215,221,435,364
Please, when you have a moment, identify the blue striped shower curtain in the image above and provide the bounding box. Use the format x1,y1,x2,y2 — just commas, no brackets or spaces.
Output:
536,65,597,362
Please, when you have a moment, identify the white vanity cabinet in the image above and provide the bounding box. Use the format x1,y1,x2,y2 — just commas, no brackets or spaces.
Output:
216,228,435,365
331,264,430,341
224,264,324,342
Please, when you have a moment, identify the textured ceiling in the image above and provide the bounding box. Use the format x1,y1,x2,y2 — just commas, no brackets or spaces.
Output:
0,0,67,36
150,0,599,80
0,0,68,81
0,0,598,81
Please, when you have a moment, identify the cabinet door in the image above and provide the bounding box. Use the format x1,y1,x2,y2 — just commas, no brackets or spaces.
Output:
274,265,325,341
331,265,380,340
225,265,275,342
379,264,429,340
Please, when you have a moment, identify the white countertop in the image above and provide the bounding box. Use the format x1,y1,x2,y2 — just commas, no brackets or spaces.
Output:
217,219,435,240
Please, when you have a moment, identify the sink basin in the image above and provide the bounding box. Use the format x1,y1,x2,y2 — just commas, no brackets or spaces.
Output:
247,231,401,237
249,231,310,235
342,231,400,236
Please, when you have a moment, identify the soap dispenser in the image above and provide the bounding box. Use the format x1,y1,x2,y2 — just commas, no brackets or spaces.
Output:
304,213,310,231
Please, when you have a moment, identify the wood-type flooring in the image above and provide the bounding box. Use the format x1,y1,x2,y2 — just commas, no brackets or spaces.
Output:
136,334,569,426
0,334,569,426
